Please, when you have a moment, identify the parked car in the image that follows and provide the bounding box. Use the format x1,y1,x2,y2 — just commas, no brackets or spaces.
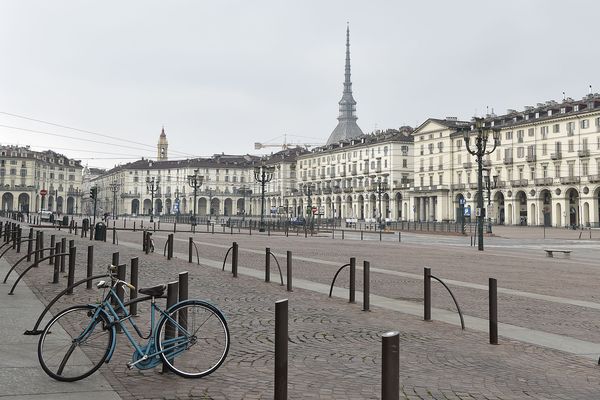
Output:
290,217,306,226
39,210,55,222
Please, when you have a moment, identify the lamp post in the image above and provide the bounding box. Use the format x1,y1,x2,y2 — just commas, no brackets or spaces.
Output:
254,163,274,232
463,117,500,251
303,183,315,230
373,177,388,231
108,180,120,220
187,169,203,226
483,169,498,234
146,176,160,223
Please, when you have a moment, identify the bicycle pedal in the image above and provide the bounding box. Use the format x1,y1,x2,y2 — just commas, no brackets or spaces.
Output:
126,362,134,370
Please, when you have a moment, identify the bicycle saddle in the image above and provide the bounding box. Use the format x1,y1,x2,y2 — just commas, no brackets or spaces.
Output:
138,284,166,297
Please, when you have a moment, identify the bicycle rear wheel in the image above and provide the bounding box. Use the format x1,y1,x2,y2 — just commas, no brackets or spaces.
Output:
38,305,114,382
156,300,230,378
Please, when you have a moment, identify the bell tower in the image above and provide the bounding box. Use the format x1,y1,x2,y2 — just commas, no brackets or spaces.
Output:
157,127,168,160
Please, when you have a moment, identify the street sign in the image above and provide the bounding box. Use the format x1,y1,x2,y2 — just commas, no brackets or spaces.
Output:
464,205,471,217
459,198,465,205
40,189,48,196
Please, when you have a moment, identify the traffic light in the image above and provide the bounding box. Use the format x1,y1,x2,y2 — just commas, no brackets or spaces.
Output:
90,187,97,200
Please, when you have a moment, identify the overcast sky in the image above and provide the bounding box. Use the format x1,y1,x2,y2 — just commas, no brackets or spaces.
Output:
1,1,599,169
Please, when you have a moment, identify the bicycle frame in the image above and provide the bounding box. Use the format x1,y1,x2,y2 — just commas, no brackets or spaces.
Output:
91,285,191,369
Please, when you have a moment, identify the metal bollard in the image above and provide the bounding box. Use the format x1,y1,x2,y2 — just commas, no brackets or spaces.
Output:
48,235,58,265
286,251,293,292
16,227,21,253
112,226,116,244
158,221,160,230
153,222,156,232
349,257,356,303
133,221,136,232
167,234,174,260
381,331,400,400
232,242,238,278
363,261,370,311
398,231,401,242
265,247,271,282
86,245,94,289
178,271,188,330
112,252,119,268
361,230,363,240
60,238,66,273
26,228,33,262
274,299,288,400
130,257,139,315
174,221,177,233
188,237,193,263
52,243,60,284
39,231,44,259
424,267,431,321
66,246,76,293
489,278,498,345
162,281,179,373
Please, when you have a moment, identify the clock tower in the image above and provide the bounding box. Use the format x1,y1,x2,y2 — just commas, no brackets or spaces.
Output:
157,127,168,160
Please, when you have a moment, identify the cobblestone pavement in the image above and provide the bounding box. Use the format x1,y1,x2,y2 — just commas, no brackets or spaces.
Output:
3,218,600,399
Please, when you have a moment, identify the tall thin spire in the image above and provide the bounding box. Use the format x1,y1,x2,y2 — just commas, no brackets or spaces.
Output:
326,23,363,146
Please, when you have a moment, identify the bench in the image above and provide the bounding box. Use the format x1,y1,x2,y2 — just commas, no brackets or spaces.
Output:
544,249,571,258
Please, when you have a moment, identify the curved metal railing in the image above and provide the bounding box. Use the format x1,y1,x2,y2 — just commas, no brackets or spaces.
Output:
266,250,285,286
430,274,465,330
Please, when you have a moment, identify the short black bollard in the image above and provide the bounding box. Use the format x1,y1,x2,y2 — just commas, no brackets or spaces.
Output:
349,257,356,303
286,251,292,292
86,245,94,289
133,221,136,232
381,331,400,400
232,242,238,278
398,231,401,242
52,243,60,284
188,237,193,263
112,226,116,244
162,281,179,373
178,271,188,330
66,246,76,293
275,299,288,400
16,227,21,253
489,277,498,345
167,234,174,260
424,267,431,321
363,261,370,311
265,247,271,282
153,222,156,232
174,221,177,233
361,230,363,241
130,257,139,316
60,238,66,273
26,228,33,262
39,231,44,259
158,220,160,230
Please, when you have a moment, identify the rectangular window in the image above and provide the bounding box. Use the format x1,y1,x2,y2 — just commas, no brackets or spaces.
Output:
568,162,575,177
517,130,524,143
505,131,513,140
553,124,560,133
583,162,589,176
567,121,575,136
583,138,589,151
555,163,561,178
581,119,589,129
542,143,547,155
402,159,407,168
542,165,548,178
456,140,462,148
541,126,548,139
528,128,534,137
568,140,574,152
517,147,524,158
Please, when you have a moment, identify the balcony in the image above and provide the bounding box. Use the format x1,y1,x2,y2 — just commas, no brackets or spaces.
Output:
560,176,580,184
419,166,425,172
310,174,316,180
578,149,590,158
526,154,536,163
333,187,342,194
351,169,357,176
438,164,444,170
534,177,553,186
428,165,434,171
469,183,479,190
496,180,506,188
550,152,562,160
510,179,528,187
66,190,82,196
322,187,332,194
343,187,353,193
121,193,140,198
339,171,346,177
450,184,465,190
329,172,336,178
463,162,473,169
301,175,308,181
503,157,513,165
319,173,326,179
588,175,600,183
354,187,364,192
375,167,382,173
482,159,492,167
363,168,369,175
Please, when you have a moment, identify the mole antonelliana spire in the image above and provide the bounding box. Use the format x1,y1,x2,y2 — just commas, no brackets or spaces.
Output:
326,23,364,146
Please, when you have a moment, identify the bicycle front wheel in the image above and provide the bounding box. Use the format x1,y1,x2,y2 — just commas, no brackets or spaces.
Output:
156,300,230,378
38,305,114,382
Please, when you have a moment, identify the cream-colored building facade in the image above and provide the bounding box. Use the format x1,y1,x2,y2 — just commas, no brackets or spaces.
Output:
0,145,84,214
410,93,600,227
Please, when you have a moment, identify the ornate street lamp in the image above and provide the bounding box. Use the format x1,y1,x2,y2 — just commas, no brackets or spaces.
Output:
373,177,388,231
254,163,274,232
303,183,314,228
108,180,120,220
463,117,501,251
483,168,499,234
187,169,203,226
146,176,160,223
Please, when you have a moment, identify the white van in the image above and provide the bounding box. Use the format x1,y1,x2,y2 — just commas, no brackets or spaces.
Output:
39,210,54,222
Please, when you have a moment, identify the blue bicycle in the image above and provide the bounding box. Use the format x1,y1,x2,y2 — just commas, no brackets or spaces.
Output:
37,265,230,381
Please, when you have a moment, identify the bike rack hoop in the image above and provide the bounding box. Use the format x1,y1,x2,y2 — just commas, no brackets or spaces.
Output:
430,274,465,330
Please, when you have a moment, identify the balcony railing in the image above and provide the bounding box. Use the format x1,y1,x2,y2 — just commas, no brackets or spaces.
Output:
510,179,528,187
588,174,600,183
333,187,342,194
534,177,553,186
578,149,590,158
496,180,506,188
463,162,472,169
450,183,465,190
419,166,424,172
503,157,513,165
468,183,479,190
343,187,353,193
354,187,364,192
560,176,580,184
319,173,326,179
550,152,562,160
526,154,536,162
428,165,434,171
438,164,444,170
120,193,140,198
351,169,357,176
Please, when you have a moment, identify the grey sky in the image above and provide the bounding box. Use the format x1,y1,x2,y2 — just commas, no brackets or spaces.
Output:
1,1,598,169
